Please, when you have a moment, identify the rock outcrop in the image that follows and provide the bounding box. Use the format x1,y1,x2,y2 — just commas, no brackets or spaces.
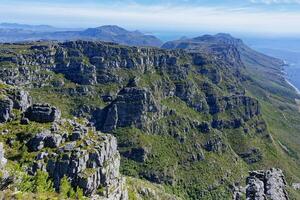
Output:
94,86,160,132
0,143,7,170
27,119,128,199
246,168,289,200
25,104,61,123
207,95,260,119
0,98,13,123
204,137,227,153
7,89,32,111
239,148,262,164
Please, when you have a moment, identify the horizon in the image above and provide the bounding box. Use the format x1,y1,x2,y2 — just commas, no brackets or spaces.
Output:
1,0,300,37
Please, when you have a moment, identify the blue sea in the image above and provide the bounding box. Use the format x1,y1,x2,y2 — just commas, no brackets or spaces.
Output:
252,47,300,92
243,37,300,92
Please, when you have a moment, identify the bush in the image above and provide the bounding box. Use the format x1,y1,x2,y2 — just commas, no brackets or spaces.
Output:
33,170,54,193
59,176,75,199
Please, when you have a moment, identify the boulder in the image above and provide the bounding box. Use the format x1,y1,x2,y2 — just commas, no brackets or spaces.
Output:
44,134,63,148
246,168,289,200
26,131,51,152
239,148,262,164
25,104,61,123
197,122,211,133
68,122,88,141
20,117,30,125
0,143,7,169
8,89,32,111
204,137,227,153
292,183,300,190
0,98,13,123
246,176,265,200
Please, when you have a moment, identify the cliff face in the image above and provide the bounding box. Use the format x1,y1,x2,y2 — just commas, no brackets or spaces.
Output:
0,36,300,199
0,84,128,199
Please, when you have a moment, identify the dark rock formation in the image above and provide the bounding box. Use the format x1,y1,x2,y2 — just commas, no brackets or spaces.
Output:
0,98,13,123
239,148,262,164
25,104,61,123
124,147,149,163
94,87,160,132
207,95,260,120
20,117,30,125
174,81,209,113
197,121,211,133
211,118,244,130
204,137,227,153
246,168,289,200
7,89,32,111
54,57,97,85
26,130,62,152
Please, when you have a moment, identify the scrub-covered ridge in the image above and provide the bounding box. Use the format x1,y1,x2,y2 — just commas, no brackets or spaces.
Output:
0,34,299,199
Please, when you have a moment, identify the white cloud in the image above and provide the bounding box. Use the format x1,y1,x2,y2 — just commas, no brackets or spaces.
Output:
0,1,300,35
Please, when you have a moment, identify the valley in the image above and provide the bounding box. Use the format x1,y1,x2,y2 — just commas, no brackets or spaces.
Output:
0,32,299,199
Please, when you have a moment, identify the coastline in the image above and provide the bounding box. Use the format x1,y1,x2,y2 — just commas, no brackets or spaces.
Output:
285,78,300,112
285,79,300,95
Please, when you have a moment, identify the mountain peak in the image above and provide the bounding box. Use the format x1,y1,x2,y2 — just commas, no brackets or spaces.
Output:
94,25,128,33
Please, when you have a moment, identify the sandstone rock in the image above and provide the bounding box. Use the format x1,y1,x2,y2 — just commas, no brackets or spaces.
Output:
292,183,300,190
197,122,211,133
211,118,244,130
25,104,61,123
246,176,265,200
44,134,63,148
20,117,30,125
0,143,7,170
127,77,140,87
204,137,227,153
207,95,260,120
28,119,128,198
239,148,262,164
0,98,13,123
174,81,209,113
124,147,149,163
246,168,289,200
26,130,51,152
95,87,160,132
8,89,32,111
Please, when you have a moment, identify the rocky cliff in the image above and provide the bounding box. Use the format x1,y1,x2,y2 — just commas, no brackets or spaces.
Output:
0,83,128,199
0,35,300,199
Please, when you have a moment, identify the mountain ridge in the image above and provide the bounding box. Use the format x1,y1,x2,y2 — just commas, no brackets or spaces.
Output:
0,33,300,199
0,23,163,47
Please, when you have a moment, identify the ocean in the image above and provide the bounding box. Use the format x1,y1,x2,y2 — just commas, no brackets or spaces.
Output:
246,45,300,92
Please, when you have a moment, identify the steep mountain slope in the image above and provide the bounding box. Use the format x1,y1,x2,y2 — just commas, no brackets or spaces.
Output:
0,25,163,47
0,36,299,199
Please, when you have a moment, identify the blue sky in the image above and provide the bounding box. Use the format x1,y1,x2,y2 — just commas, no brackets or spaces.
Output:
1,0,300,36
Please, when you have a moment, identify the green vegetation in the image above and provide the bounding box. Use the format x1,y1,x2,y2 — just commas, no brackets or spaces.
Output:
1,40,300,199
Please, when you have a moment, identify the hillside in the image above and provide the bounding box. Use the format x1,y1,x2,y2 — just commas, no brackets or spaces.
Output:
0,35,299,199
0,24,163,47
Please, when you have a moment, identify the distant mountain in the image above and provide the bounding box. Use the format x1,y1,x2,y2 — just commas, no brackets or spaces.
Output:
0,24,163,47
0,23,59,32
162,33,298,99
1,36,300,199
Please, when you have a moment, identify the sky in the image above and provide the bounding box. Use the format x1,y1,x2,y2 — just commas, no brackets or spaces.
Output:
1,0,300,37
